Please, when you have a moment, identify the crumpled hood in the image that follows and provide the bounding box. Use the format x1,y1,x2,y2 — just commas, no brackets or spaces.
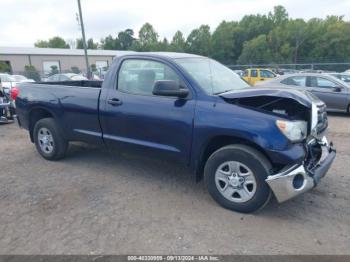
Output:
219,87,322,108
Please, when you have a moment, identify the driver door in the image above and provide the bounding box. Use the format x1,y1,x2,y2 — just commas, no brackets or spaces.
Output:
100,58,195,163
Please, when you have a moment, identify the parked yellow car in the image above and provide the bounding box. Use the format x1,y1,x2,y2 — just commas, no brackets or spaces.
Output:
242,68,276,85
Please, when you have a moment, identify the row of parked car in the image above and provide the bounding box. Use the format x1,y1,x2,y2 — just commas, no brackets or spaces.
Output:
236,68,350,113
0,73,89,94
0,73,90,123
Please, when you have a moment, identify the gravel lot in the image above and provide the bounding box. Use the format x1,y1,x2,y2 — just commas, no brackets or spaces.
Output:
0,114,349,255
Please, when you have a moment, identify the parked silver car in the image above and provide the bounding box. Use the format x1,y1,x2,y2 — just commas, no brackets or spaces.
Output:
256,73,350,112
328,73,350,83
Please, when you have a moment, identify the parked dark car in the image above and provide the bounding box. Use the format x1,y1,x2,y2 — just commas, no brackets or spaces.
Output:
256,73,350,113
46,73,88,82
14,53,335,213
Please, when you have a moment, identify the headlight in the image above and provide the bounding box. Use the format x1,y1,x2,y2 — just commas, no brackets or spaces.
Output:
276,120,307,142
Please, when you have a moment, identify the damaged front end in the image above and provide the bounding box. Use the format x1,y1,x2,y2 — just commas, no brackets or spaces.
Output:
220,88,336,202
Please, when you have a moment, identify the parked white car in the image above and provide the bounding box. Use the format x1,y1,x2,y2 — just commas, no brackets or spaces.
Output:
0,74,18,94
12,75,35,83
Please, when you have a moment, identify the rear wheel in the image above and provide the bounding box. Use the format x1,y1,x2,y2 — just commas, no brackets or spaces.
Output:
33,118,68,160
204,145,272,213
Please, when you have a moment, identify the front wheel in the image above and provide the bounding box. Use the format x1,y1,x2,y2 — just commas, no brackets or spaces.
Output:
204,145,272,213
33,118,68,160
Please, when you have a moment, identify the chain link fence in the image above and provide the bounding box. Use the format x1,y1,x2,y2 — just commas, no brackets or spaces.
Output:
227,62,350,74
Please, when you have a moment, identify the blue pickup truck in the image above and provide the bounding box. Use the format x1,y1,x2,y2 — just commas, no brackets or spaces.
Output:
14,52,336,213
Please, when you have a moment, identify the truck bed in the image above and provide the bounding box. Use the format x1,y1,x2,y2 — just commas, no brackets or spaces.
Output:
36,80,103,88
16,81,104,145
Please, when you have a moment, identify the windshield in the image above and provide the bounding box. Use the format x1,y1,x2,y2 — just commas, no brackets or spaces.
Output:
175,57,250,94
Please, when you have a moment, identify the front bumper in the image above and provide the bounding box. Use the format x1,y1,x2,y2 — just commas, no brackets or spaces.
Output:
265,137,336,203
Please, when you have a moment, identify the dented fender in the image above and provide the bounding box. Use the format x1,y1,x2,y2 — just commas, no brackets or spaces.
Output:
219,87,322,108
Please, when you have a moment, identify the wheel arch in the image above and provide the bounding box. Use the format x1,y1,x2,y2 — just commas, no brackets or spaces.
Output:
28,107,56,142
195,135,274,182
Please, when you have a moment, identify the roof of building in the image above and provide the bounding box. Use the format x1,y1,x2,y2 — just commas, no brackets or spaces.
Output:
135,52,203,59
0,47,134,56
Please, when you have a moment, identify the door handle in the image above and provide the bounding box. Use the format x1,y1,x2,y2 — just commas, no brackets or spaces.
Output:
107,98,122,106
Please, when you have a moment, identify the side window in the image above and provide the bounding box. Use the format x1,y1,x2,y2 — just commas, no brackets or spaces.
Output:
118,59,181,95
316,77,337,88
282,76,307,86
340,75,350,82
243,70,248,77
260,70,275,78
251,70,257,77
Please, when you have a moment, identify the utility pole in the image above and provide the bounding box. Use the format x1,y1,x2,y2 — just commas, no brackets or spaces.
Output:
77,0,90,78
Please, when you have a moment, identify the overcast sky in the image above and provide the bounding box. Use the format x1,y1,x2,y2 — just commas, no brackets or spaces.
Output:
1,0,349,47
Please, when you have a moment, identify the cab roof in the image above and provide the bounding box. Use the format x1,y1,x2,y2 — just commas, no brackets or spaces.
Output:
119,52,204,60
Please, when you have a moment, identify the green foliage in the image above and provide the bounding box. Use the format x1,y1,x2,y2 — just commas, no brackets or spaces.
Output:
238,35,273,64
24,65,41,81
158,38,170,51
71,66,81,74
134,23,159,51
33,6,350,66
90,64,97,72
0,61,11,73
76,38,98,49
49,65,59,76
118,29,135,50
211,21,237,64
35,36,70,49
100,35,120,50
99,29,135,50
186,25,212,56
170,31,186,52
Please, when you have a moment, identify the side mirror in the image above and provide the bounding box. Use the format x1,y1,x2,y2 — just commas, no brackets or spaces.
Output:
333,86,342,92
152,80,189,98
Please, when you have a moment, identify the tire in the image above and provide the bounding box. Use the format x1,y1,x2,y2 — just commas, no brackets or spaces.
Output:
33,118,68,160
204,144,272,213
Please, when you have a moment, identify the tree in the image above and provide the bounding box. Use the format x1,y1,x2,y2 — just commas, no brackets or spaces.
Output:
170,31,186,52
118,29,135,50
30,6,350,69
286,19,308,63
49,65,59,76
35,36,70,48
0,62,11,73
158,38,170,51
71,66,81,74
237,34,273,64
76,38,98,49
186,25,212,56
268,5,288,26
24,65,41,81
211,21,237,64
100,35,120,50
90,64,97,72
134,23,159,51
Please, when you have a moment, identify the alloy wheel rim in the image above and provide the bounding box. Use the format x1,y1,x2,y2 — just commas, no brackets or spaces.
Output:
38,127,54,154
215,161,257,203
